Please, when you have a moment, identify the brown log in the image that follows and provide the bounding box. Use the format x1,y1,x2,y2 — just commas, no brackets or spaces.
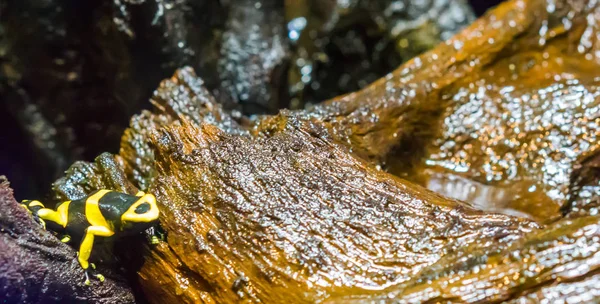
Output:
84,67,532,303
258,0,600,222
329,214,600,303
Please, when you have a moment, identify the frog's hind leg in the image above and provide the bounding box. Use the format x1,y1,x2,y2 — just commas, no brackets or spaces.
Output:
78,225,114,285
36,202,70,228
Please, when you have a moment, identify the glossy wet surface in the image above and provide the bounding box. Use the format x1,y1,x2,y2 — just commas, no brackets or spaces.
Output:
417,8,600,222
283,0,600,224
5,0,600,303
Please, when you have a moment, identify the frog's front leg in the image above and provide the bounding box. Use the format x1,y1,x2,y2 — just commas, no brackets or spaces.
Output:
78,225,114,285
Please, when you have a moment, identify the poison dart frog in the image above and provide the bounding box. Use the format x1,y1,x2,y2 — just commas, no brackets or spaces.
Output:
21,190,160,285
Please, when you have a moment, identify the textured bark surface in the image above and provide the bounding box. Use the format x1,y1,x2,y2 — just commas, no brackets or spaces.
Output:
142,120,535,302
330,214,600,303
114,74,537,302
260,0,600,222
0,177,135,304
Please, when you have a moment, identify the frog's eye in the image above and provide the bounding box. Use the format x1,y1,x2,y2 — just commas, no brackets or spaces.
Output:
121,193,159,223
135,202,151,214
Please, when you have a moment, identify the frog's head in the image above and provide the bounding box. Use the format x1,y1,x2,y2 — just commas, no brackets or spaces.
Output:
121,193,160,230
21,200,45,214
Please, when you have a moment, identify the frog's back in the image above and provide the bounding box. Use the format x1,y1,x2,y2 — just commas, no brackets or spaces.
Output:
97,190,140,231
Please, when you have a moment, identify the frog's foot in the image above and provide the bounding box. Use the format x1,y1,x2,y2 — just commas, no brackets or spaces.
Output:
89,263,105,282
83,267,105,285
31,215,46,229
1,227,17,238
60,235,71,243
84,270,91,286
146,226,166,245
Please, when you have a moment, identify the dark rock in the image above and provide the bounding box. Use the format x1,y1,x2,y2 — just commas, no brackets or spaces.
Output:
218,0,290,114
0,0,227,193
288,0,476,106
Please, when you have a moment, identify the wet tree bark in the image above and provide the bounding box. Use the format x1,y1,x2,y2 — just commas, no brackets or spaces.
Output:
3,0,600,303
110,0,600,301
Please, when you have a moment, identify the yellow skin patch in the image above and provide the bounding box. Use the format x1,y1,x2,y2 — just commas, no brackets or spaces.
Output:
121,193,160,223
85,190,113,229
77,190,118,271
20,204,32,213
78,225,114,270
37,201,71,228
28,200,44,208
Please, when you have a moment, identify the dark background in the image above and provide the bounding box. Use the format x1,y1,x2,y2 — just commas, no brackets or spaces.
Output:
0,0,504,200
470,0,504,15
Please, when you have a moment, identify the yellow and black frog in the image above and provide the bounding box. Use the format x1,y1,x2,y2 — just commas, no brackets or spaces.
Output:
21,190,160,285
